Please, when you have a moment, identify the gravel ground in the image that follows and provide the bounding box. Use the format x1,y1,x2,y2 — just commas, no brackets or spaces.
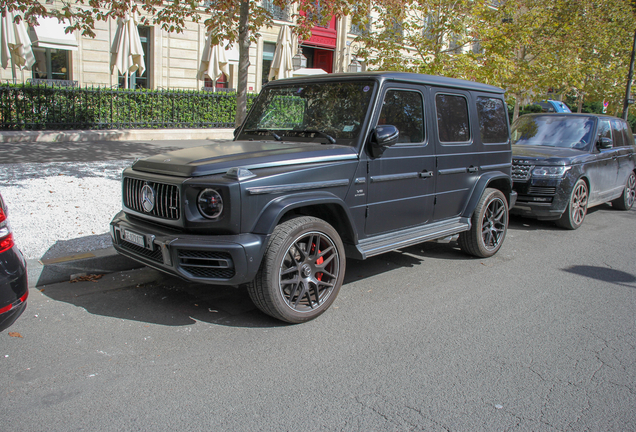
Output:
1,160,133,260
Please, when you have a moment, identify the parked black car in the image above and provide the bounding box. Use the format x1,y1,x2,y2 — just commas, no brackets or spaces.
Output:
0,193,28,332
111,72,516,323
511,113,636,229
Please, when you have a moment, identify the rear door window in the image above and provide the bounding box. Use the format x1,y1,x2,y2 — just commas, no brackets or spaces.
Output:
476,97,508,144
436,94,470,143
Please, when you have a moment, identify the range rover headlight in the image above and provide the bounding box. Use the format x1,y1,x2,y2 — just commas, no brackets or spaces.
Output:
197,189,224,219
531,166,571,178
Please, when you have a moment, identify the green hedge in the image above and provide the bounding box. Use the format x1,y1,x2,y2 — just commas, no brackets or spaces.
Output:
0,84,257,131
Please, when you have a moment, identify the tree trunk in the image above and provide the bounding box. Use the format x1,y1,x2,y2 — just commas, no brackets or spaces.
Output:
513,95,520,122
235,0,250,128
622,28,636,120
577,93,583,113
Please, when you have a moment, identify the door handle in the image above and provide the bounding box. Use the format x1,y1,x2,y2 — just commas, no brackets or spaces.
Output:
419,171,434,178
467,166,479,173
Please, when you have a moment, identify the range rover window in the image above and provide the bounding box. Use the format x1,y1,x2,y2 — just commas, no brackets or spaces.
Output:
597,119,612,146
241,80,376,146
436,94,470,143
511,115,595,150
377,89,424,144
611,119,625,147
476,97,508,144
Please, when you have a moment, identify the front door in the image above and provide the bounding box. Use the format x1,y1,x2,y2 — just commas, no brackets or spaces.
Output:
365,86,436,235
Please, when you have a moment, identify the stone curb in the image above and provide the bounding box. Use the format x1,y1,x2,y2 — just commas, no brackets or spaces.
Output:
27,247,144,289
1,128,235,143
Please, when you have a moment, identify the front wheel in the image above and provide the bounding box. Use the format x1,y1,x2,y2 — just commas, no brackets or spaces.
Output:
612,171,636,210
556,179,588,230
458,188,508,258
247,216,346,324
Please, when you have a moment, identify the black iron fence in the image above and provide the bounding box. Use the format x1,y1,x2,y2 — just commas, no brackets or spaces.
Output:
0,84,257,131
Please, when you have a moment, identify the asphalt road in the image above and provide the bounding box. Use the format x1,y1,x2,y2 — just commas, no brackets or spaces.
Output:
2,206,635,431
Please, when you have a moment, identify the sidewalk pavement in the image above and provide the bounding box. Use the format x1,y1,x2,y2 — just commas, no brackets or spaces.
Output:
2,128,235,289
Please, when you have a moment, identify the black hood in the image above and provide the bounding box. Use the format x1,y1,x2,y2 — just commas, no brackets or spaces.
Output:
512,145,590,165
131,140,358,177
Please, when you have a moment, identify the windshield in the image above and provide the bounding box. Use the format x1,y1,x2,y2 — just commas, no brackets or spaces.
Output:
240,80,376,146
511,115,595,150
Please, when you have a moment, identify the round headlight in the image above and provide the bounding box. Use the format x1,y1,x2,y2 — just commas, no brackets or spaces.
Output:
197,189,223,219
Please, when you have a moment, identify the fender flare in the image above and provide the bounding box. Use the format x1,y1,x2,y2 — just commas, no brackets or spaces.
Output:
250,191,359,241
461,172,513,219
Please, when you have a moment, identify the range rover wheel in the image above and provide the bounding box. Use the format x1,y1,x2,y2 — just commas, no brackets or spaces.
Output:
458,188,508,258
557,179,588,230
612,171,636,210
247,216,346,324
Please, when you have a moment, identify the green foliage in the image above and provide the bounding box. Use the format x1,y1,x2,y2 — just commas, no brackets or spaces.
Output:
0,84,256,131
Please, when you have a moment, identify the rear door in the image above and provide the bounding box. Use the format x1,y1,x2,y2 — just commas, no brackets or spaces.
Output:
365,85,435,235
430,89,480,221
613,119,636,193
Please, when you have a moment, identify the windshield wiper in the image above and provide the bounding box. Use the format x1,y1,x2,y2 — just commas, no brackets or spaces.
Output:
242,129,282,141
295,129,336,144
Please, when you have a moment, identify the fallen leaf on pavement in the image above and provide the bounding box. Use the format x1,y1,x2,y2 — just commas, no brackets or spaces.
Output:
8,332,23,338
70,274,104,283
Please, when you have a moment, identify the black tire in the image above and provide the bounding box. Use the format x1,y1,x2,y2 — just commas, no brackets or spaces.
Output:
612,171,636,210
458,188,508,258
247,216,346,323
556,179,588,230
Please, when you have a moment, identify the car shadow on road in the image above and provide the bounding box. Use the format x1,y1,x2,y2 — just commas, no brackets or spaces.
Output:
38,241,476,329
562,265,636,289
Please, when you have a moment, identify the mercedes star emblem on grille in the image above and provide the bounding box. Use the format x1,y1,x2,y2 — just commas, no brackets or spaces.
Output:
141,184,156,213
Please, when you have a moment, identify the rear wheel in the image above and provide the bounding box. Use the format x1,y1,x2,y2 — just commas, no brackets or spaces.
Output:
557,179,588,230
458,188,508,258
612,171,636,210
247,216,345,324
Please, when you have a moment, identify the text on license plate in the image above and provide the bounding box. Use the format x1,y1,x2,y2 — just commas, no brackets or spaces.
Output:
123,230,145,248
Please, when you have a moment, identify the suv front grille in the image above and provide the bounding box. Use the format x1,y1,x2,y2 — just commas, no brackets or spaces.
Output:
178,250,235,280
124,177,181,220
528,186,557,195
512,163,533,181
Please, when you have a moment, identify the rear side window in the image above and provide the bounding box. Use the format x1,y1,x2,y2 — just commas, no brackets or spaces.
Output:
611,119,625,147
476,97,508,143
436,94,470,143
377,90,425,144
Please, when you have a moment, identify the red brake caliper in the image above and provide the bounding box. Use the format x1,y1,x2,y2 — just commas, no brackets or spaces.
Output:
312,242,324,281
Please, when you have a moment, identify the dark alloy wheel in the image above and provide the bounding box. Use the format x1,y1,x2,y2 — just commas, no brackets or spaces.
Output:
458,188,508,258
557,179,588,230
247,216,345,323
612,171,636,210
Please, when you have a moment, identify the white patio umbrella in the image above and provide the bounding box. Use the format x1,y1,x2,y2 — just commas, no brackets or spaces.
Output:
111,10,145,89
199,34,229,90
0,8,35,82
268,25,294,81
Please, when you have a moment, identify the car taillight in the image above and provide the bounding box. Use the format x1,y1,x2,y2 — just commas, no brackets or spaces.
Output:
0,206,15,253
0,291,27,315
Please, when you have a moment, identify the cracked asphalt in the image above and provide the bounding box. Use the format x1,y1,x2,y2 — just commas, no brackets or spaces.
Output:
1,136,635,430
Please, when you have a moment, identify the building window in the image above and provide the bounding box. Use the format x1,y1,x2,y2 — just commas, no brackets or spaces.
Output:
262,42,276,85
32,48,70,81
262,0,290,21
119,26,150,89
204,73,228,89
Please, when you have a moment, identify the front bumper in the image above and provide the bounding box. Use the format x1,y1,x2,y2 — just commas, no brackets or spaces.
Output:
510,178,570,220
110,211,268,286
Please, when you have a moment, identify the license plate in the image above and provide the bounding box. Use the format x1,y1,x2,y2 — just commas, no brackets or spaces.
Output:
123,229,145,248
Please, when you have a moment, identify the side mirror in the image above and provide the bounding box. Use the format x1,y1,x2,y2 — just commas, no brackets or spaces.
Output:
597,137,612,150
369,125,399,158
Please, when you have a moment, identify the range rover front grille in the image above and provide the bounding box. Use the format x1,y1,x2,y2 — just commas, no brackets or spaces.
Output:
178,250,235,279
512,163,533,181
124,177,181,220
528,186,557,195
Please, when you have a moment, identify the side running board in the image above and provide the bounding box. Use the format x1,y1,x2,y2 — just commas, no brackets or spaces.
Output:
356,218,471,259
